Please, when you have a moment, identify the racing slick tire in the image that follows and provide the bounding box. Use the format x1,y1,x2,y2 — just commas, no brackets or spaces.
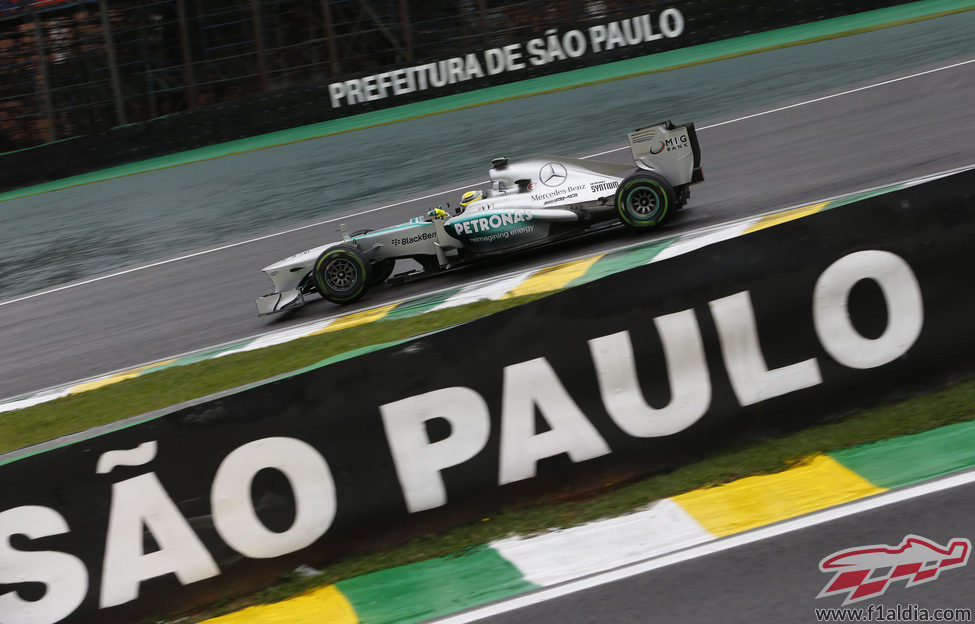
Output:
349,229,395,286
371,258,396,285
313,245,373,304
614,171,676,229
349,228,396,286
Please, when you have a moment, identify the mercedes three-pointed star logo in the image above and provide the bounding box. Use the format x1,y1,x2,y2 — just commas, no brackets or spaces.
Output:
539,162,568,187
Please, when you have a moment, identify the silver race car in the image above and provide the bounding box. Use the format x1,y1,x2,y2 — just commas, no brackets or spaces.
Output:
256,120,703,315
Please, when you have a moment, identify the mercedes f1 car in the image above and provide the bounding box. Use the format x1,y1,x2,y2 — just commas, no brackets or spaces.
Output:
256,120,703,315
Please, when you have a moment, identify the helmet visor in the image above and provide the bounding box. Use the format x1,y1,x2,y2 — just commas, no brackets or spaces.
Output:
460,192,482,206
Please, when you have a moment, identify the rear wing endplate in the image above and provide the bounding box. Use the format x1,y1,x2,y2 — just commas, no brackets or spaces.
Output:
628,120,703,186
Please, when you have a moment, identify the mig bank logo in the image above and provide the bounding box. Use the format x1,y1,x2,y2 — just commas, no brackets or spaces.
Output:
817,535,970,605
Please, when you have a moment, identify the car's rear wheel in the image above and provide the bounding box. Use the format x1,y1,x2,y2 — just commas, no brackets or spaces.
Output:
313,245,373,304
614,171,675,230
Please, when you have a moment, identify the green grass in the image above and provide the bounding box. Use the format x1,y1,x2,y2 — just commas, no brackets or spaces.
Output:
4,254,972,622
0,293,548,455
168,375,975,623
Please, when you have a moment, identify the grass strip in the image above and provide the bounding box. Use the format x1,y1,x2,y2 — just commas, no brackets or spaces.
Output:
0,293,548,455
167,375,975,623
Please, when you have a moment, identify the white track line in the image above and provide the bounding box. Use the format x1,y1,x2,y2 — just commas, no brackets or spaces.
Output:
433,468,975,623
581,56,975,159
4,161,973,407
2,55,973,310
0,183,478,307
701,57,975,130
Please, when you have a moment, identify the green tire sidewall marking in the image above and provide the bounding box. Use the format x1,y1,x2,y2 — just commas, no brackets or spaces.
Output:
315,248,368,301
616,178,669,227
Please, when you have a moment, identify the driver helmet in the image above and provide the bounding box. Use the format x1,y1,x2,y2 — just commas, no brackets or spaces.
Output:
459,190,484,209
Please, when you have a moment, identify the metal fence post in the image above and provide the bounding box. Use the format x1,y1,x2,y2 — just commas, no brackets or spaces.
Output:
476,0,488,46
136,4,157,118
398,0,413,62
176,0,198,108
249,0,269,90
97,0,126,126
31,11,57,140
321,0,340,76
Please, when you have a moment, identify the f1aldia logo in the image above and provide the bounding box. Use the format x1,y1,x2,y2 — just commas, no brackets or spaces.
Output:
817,535,971,605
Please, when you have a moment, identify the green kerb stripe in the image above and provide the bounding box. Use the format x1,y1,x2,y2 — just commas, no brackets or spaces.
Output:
824,185,906,210
569,236,679,287
829,420,975,489
149,342,253,371
383,287,464,320
289,338,415,377
337,547,536,624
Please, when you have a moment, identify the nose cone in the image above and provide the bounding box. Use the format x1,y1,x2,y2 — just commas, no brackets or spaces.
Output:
263,243,338,274
262,256,298,274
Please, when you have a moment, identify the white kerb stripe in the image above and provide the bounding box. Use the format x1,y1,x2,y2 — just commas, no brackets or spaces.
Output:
430,468,975,623
492,499,714,587
651,221,752,262
428,271,535,312
214,324,329,358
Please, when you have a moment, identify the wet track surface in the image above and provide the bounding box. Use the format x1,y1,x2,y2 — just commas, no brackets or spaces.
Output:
1,12,974,399
4,11,975,300
466,475,975,624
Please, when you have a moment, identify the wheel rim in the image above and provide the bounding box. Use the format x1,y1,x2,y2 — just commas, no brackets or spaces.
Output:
627,186,660,218
325,258,358,291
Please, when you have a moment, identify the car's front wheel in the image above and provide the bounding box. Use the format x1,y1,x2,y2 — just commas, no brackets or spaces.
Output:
614,171,676,230
313,245,373,304
350,229,396,286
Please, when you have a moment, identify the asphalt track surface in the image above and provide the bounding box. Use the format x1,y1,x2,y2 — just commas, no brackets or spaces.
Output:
6,8,975,302
442,472,975,624
2,46,974,398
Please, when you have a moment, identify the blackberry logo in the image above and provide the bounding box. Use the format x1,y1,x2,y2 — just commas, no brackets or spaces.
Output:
391,232,436,246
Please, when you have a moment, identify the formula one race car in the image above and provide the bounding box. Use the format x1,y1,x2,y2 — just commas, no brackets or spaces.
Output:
256,120,703,315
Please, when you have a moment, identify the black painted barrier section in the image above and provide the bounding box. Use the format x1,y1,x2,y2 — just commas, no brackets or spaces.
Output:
1,171,974,623
0,0,913,192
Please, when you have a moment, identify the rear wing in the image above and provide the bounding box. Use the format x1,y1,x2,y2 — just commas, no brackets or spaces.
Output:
628,120,703,187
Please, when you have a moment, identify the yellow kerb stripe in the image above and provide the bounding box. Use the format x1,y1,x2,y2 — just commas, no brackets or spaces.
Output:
68,359,177,394
503,254,604,299
672,455,885,537
308,302,401,335
744,202,829,234
198,585,357,624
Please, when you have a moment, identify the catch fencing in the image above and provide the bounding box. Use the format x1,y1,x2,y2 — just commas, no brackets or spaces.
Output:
0,0,913,153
